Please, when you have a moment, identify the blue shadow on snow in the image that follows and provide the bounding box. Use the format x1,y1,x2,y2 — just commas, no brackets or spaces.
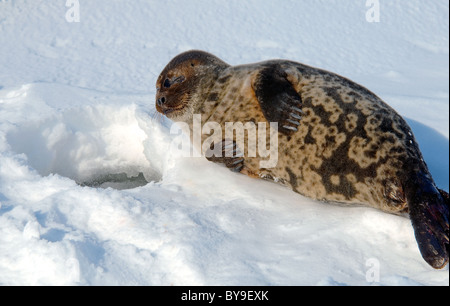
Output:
406,118,449,192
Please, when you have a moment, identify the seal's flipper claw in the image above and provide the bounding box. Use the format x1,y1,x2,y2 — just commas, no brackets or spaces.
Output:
206,140,246,174
253,64,303,136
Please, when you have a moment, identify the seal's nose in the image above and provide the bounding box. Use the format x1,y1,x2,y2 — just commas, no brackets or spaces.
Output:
157,96,166,107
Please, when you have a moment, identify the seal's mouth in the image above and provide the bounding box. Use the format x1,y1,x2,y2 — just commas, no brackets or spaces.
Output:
163,109,175,115
159,105,186,118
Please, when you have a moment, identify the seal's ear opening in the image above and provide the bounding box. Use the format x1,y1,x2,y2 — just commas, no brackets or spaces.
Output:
406,171,449,269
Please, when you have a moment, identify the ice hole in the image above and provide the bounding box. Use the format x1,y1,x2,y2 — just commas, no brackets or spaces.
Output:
6,105,162,190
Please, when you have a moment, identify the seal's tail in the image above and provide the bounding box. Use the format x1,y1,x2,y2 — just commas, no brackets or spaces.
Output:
405,170,449,269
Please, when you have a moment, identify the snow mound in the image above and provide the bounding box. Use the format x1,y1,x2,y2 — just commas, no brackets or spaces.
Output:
4,84,163,189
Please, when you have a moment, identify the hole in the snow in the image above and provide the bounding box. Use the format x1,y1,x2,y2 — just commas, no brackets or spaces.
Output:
79,172,150,190
6,105,163,190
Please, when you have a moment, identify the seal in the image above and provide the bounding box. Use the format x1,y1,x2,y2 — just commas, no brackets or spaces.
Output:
155,50,449,269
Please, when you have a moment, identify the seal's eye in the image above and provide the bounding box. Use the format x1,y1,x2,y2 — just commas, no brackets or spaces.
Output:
163,79,171,88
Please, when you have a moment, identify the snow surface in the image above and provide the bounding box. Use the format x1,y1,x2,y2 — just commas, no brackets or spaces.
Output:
0,0,448,286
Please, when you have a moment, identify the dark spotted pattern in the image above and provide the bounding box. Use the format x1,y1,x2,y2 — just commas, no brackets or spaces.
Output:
156,51,449,269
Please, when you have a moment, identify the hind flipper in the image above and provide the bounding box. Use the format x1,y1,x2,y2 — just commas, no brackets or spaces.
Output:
406,171,449,269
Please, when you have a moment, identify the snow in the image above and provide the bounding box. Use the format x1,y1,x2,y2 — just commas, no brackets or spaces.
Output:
0,0,448,286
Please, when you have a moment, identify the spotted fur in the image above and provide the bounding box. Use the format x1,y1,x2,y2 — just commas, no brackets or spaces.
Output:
156,50,449,269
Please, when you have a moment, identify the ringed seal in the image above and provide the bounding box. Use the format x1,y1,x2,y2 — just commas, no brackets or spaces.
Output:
155,50,449,269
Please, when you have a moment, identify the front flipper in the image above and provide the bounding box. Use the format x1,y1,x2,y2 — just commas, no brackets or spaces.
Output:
205,139,245,173
252,65,303,136
205,140,260,178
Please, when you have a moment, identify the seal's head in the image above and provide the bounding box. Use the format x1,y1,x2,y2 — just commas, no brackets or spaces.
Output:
156,50,229,121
